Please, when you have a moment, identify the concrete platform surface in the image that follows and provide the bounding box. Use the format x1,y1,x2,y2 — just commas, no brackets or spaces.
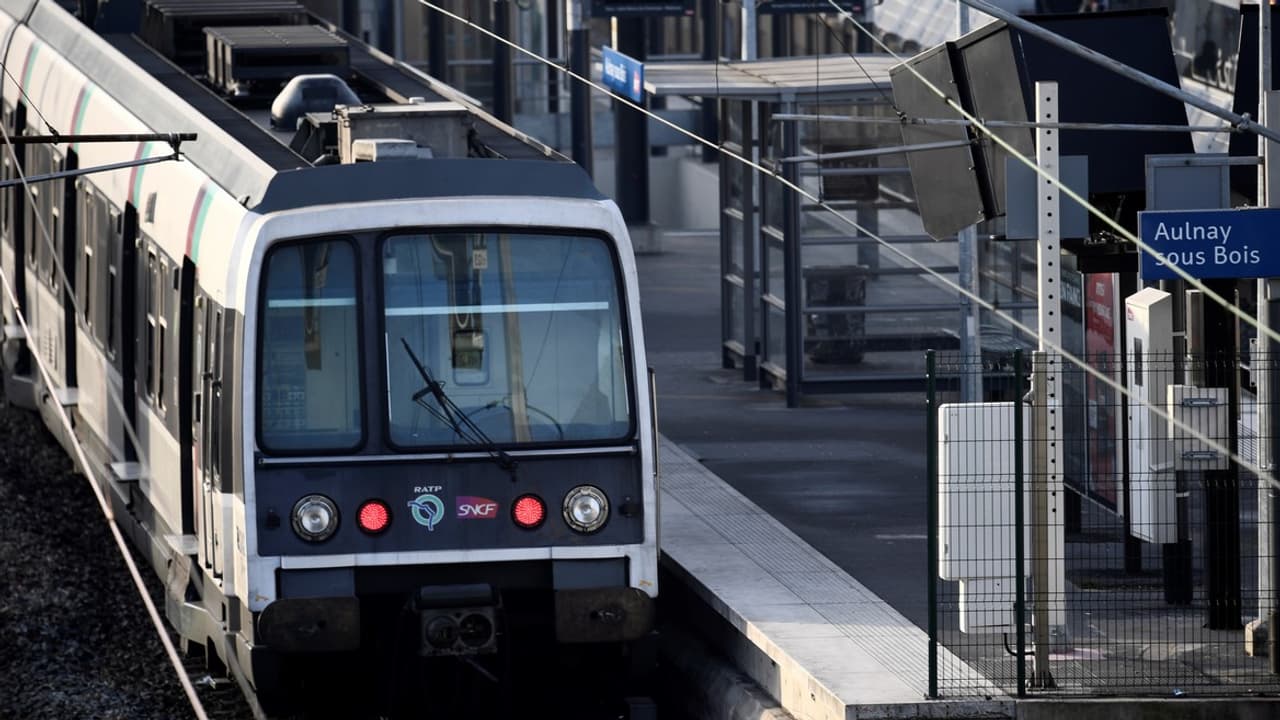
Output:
659,436,1012,720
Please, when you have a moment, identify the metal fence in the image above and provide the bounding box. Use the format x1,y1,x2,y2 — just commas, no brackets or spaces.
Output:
926,349,1280,698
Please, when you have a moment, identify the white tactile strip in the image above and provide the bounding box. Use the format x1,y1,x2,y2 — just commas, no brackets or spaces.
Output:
659,437,1009,719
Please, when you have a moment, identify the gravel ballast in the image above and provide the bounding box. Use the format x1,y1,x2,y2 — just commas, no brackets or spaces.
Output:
0,400,251,719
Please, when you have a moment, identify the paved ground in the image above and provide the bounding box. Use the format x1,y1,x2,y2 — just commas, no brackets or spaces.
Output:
636,231,933,630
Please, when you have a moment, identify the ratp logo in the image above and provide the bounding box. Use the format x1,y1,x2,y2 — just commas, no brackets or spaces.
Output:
408,494,446,531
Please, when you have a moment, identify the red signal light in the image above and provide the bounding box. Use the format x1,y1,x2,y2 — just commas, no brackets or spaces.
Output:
357,500,391,534
512,495,546,529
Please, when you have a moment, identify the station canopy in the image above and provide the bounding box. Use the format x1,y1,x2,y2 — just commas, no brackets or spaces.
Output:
643,55,896,102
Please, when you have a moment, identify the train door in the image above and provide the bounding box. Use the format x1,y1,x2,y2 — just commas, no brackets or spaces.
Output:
178,259,195,536
60,151,77,388
202,303,223,576
119,204,137,462
192,295,207,569
1,101,26,333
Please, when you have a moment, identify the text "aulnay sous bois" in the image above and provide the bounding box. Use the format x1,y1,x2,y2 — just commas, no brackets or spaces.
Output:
1148,221,1260,268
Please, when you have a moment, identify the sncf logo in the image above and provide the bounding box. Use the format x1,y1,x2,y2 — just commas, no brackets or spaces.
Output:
456,496,499,519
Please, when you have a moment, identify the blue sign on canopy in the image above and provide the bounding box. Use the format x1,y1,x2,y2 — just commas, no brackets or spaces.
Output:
1138,207,1280,280
601,46,645,103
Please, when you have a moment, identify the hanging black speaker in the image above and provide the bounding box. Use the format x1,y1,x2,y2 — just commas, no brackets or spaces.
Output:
891,8,1192,240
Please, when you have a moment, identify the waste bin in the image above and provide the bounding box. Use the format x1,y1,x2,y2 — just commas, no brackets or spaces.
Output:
804,265,867,365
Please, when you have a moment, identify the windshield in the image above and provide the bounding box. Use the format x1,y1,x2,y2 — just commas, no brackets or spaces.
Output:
259,239,363,451
383,231,631,447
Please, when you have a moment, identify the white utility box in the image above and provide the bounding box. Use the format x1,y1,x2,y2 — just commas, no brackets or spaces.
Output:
1125,288,1176,544
938,402,1064,632
1168,384,1229,472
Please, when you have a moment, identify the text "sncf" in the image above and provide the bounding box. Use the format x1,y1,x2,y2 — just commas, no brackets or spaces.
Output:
456,496,499,519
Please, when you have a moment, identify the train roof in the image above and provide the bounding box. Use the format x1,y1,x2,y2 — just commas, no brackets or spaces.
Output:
254,159,605,214
13,0,564,209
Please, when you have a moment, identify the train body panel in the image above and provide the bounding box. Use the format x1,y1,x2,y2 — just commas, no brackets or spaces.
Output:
0,1,657,710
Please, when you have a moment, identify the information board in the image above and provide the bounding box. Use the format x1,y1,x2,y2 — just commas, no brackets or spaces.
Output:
1139,207,1280,280
602,46,645,103
758,0,864,15
591,0,695,18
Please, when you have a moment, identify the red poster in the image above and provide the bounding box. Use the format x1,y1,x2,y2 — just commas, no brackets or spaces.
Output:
1084,274,1119,510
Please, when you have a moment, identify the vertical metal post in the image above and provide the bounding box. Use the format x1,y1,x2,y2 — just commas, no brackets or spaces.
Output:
926,349,939,699
567,0,593,175
742,104,757,382
391,0,403,59
615,17,650,225
1013,348,1026,697
742,0,757,61
1032,81,1062,688
958,227,981,401
1164,292,1197,605
1203,279,1242,630
700,0,720,164
546,0,560,115
958,0,979,400
427,1,447,81
493,0,515,124
1258,4,1278,638
782,106,801,407
1030,352,1054,688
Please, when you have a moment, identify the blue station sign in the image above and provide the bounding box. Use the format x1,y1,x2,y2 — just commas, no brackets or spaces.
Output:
601,46,645,103
1139,208,1279,280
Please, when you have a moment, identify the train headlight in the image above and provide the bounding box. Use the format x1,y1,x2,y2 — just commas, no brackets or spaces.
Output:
292,494,339,542
562,485,609,534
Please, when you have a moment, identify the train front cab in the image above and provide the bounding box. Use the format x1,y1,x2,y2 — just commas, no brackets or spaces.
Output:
233,200,658,710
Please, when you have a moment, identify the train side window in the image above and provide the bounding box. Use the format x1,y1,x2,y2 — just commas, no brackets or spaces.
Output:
95,204,114,347
75,185,94,333
145,249,156,399
1,105,9,237
25,146,40,264
48,153,62,291
106,263,117,356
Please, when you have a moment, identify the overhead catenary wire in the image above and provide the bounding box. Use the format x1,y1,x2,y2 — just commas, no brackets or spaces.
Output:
0,89,208,719
412,0,1280,494
823,0,1280,352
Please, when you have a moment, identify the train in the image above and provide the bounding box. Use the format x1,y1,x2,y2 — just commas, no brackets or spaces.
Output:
0,0,658,714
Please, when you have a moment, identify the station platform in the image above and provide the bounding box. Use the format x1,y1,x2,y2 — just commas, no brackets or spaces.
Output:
658,435,1009,719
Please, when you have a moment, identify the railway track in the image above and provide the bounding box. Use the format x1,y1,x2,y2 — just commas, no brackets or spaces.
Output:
0,396,250,719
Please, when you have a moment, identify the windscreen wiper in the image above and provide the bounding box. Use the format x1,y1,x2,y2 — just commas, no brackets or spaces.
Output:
400,338,518,481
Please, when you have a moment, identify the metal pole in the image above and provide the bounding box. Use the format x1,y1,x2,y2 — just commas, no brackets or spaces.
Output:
493,0,514,124
956,0,979,402
546,0,560,115
782,108,802,408
566,0,592,175
742,0,757,61
1013,348,1026,697
615,17,650,225
1203,278,1242,630
1030,352,1054,688
427,1,447,81
926,349,939,699
1031,81,1061,688
1258,0,1277,649
700,0,720,164
957,0,1280,146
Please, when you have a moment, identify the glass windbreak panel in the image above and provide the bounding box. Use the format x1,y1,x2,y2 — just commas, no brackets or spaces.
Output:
762,170,784,232
383,231,630,447
259,239,362,451
765,305,786,366
765,240,785,301
726,212,744,277
728,281,745,348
